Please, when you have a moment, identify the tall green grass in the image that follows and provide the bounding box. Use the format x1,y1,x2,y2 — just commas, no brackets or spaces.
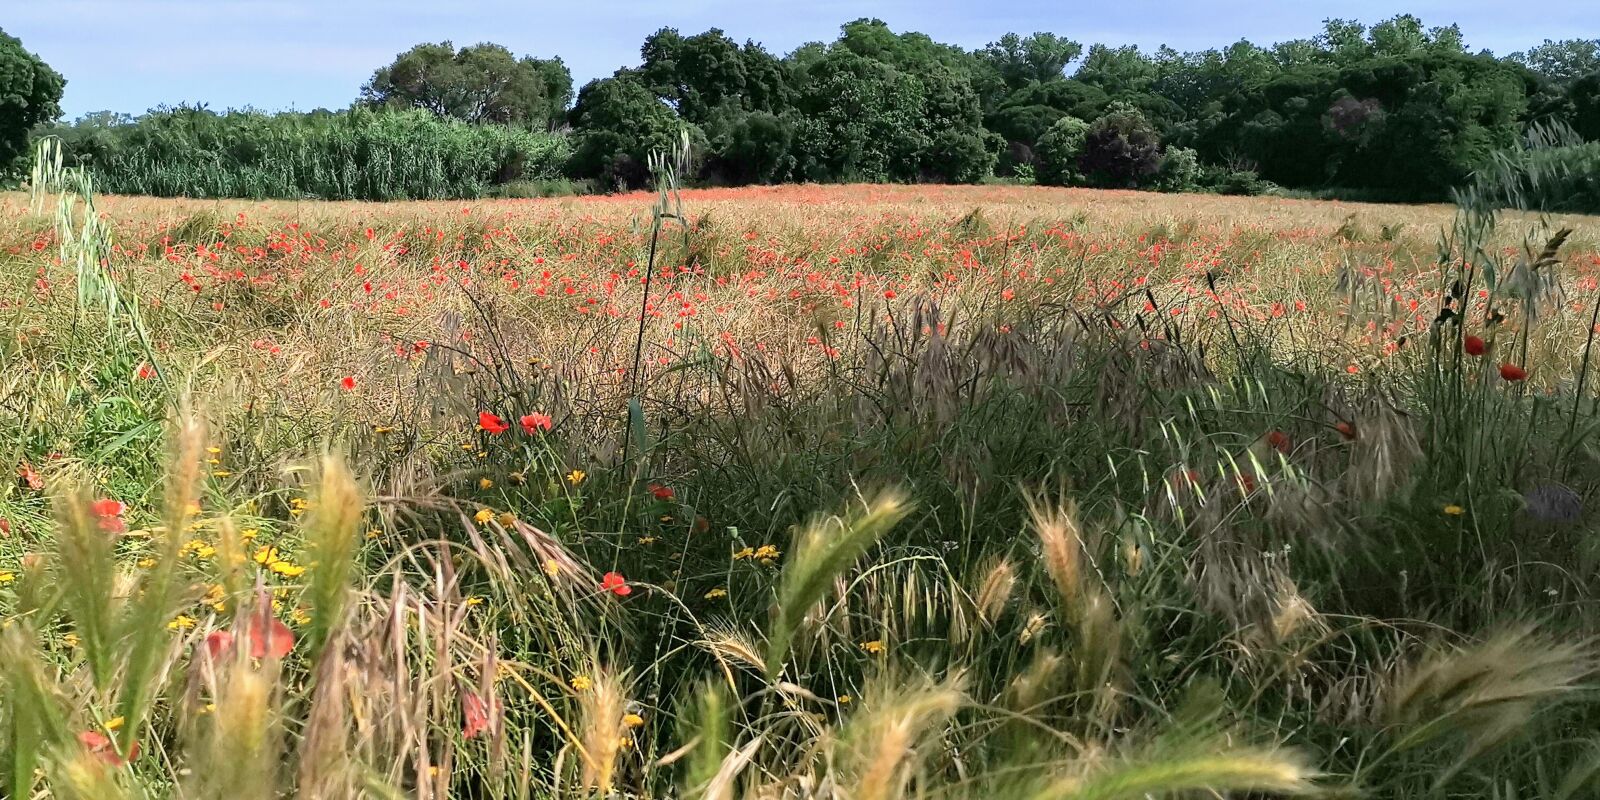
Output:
43,107,571,201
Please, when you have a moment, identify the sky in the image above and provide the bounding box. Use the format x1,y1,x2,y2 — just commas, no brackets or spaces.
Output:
7,0,1598,119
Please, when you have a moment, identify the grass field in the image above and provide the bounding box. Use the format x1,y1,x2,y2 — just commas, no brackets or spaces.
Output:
4,180,1600,798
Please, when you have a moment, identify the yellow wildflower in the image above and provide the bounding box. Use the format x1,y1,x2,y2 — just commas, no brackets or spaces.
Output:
465,596,484,607
497,512,517,527
837,695,852,705
704,587,728,599
239,528,259,541
136,557,156,569
253,546,280,565
622,712,645,728
543,558,561,577
269,561,306,578
290,607,312,626
754,544,781,560
1443,504,1465,516
566,469,587,486
212,470,233,478
508,471,526,486
474,508,495,525
479,477,494,490
63,632,80,648
168,614,197,631
0,571,14,584
373,425,394,434
638,535,657,545
570,675,592,691
732,546,755,560
206,447,222,455
860,640,886,655
105,716,125,731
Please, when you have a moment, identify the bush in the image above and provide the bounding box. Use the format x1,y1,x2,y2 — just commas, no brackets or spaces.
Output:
1153,145,1202,192
44,107,570,200
1078,103,1162,188
1034,116,1090,186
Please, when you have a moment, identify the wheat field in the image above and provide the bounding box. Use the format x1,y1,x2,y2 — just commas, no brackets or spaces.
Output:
3,179,1600,798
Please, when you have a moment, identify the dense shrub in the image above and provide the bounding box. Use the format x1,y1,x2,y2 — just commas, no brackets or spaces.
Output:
1033,116,1090,186
1078,103,1163,188
45,107,570,200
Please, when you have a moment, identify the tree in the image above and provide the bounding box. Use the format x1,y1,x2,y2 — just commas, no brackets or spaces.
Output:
566,73,696,190
1078,103,1163,187
704,109,793,184
1571,73,1600,141
979,32,1083,91
1,27,65,177
1034,116,1090,185
640,27,750,124
1514,39,1600,84
360,42,570,128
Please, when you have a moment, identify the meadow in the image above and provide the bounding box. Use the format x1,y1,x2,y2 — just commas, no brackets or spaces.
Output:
4,172,1600,798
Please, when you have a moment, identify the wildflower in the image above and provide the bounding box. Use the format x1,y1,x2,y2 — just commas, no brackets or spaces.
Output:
497,512,517,527
732,546,755,560
542,558,561,577
1266,430,1292,454
508,471,525,486
167,614,197,631
340,376,356,391
600,571,632,597
0,518,9,536
247,613,295,660
17,462,43,491
91,498,126,533
289,497,310,517
566,469,587,486
203,630,234,659
239,528,260,541
474,508,495,525
290,607,312,626
1443,504,1465,516
253,546,281,566
0,571,13,584
520,413,553,434
753,544,781,561
649,483,675,500
704,587,728,599
570,675,593,691
136,362,156,381
1334,421,1356,440
479,477,494,490
269,560,305,578
837,695,852,705
860,640,886,655
373,425,394,434
136,557,156,569
622,712,645,728
465,596,484,607
1499,363,1528,382
478,411,510,434
78,729,139,766
638,535,657,545
463,692,490,739
1464,335,1487,356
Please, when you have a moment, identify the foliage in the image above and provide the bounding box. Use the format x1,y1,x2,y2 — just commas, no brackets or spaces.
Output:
359,41,571,129
0,27,65,180
566,73,701,190
1079,103,1163,188
39,106,569,200
1033,115,1089,186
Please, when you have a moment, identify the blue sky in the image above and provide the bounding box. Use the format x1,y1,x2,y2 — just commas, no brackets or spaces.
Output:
7,0,1597,119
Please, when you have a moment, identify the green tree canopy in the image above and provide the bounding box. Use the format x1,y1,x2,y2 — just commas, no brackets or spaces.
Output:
1,27,65,176
360,41,571,128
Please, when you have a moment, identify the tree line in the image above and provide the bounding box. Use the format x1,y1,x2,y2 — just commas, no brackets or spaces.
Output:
4,18,1600,202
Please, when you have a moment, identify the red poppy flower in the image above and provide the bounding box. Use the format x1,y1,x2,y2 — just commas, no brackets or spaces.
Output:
90,499,126,533
1464,335,1486,356
204,630,234,660
648,484,675,500
135,362,156,381
520,413,553,435
0,518,10,537
1266,430,1291,454
462,691,490,739
1334,421,1356,440
600,571,632,597
477,412,510,435
247,613,295,660
17,462,43,491
1499,363,1528,382
78,730,139,766
340,376,356,391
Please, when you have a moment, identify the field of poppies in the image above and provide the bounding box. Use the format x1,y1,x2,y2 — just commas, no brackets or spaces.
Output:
4,174,1600,798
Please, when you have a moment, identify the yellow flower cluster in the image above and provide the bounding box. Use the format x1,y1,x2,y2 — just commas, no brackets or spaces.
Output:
254,545,306,577
733,544,782,565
